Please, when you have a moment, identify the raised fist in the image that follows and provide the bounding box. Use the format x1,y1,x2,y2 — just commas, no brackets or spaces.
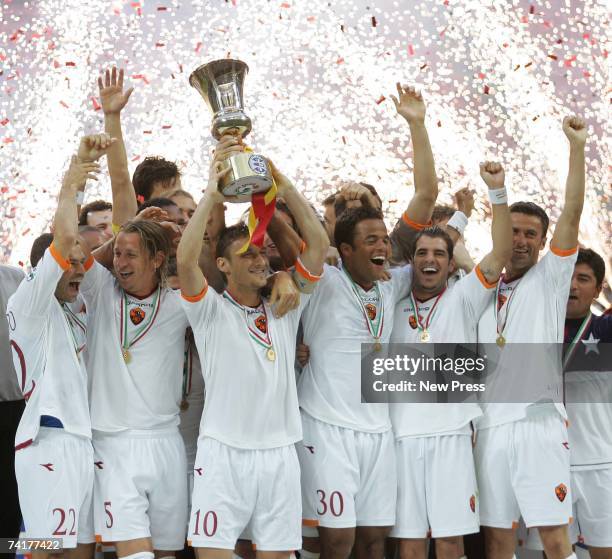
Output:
479,161,505,190
562,115,587,147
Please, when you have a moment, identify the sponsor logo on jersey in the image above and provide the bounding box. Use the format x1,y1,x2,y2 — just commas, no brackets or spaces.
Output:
469,494,476,513
555,483,567,502
130,307,146,325
41,463,54,471
365,303,377,321
255,315,267,334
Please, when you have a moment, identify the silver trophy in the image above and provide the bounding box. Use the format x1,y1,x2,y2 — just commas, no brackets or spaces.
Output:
190,59,273,201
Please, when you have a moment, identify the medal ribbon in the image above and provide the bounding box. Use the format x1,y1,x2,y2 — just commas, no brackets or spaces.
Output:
562,314,592,371
120,286,162,357
494,276,520,339
342,268,384,344
222,290,274,352
408,288,446,335
62,304,86,355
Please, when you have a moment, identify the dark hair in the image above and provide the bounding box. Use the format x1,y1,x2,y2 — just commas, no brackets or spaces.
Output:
30,233,54,267
137,197,178,213
431,204,456,225
216,223,250,259
509,201,549,237
119,220,171,285
576,248,605,287
78,200,112,226
322,193,336,207
334,206,384,251
411,226,454,261
132,156,180,202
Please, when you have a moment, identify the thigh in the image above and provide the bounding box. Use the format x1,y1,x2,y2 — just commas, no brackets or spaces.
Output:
93,436,151,544
427,435,479,538
251,446,301,552
389,438,428,539
16,431,89,549
188,438,253,550
354,429,396,528
473,426,520,529
574,468,612,548
149,434,189,551
297,413,359,529
512,413,572,528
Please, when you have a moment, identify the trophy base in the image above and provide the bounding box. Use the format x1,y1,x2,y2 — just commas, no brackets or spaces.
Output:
219,152,274,202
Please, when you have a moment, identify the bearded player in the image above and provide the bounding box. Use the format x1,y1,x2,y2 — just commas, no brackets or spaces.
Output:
177,155,328,556
389,161,512,559
9,134,112,558
475,116,587,559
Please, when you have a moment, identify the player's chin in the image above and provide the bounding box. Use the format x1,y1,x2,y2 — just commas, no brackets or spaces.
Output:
249,270,268,287
369,262,387,280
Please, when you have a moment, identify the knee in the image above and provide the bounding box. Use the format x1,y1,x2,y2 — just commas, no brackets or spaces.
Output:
319,529,354,559
538,526,571,558
398,540,427,559
435,537,462,559
483,527,515,558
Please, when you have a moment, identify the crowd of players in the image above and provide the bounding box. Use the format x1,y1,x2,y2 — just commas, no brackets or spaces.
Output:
0,67,610,559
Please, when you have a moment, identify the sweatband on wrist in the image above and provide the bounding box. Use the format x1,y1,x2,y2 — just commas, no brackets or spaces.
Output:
488,187,508,205
447,211,468,236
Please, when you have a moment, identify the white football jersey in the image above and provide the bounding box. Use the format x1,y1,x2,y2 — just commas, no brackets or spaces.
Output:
390,267,491,438
8,245,91,448
80,259,189,432
298,264,412,432
181,285,310,449
476,247,578,429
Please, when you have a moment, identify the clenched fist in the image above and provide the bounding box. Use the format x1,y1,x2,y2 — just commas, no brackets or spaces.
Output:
562,115,587,148
479,161,505,190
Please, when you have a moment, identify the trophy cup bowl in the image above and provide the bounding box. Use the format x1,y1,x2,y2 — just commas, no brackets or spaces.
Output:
189,59,274,202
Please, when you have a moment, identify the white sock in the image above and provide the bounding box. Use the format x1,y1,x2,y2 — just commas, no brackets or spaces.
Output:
120,553,154,559
300,552,320,559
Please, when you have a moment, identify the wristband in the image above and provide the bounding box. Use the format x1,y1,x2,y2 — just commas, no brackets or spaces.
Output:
75,191,85,205
446,211,468,236
488,187,508,205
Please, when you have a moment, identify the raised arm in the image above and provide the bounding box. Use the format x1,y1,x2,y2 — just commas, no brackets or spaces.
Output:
98,66,137,228
476,162,513,283
391,84,438,225
177,162,228,297
551,116,586,251
269,161,329,281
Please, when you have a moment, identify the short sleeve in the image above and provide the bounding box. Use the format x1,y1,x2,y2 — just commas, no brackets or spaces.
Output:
79,258,115,305
455,266,496,321
542,247,578,296
180,283,220,333
389,264,413,304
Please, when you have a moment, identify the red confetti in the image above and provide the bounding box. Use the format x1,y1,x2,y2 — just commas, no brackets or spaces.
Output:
132,155,141,162
156,42,165,47
162,125,172,129
65,61,76,67
307,16,316,22
22,228,30,235
195,42,202,53
0,118,9,126
1,186,8,193
280,2,290,7
564,55,577,67
3,138,14,144
478,72,486,79
48,41,55,50
407,44,415,56
53,60,60,68
371,16,377,27
529,5,535,14
60,101,69,108
336,57,344,64
143,130,152,134
342,136,346,144
520,15,529,23
91,97,101,111
583,71,591,78
157,6,167,10
524,62,533,67
420,63,428,70
375,95,386,105
483,85,490,94
0,54,6,61
437,120,442,127
547,54,558,60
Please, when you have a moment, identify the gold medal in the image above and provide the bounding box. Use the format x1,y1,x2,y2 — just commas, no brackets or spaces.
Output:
496,334,506,347
266,348,276,361
122,348,131,363
180,399,189,411
374,341,382,351
420,330,430,342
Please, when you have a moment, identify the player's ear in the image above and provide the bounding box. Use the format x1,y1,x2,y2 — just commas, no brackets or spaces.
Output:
448,257,457,276
153,251,165,270
217,256,230,275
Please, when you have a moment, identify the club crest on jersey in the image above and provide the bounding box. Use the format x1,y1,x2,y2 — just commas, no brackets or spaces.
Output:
365,303,377,321
555,483,567,502
409,315,418,329
130,307,146,325
255,315,267,334
469,495,476,513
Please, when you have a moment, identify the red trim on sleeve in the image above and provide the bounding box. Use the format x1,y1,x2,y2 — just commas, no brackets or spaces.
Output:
550,245,578,257
15,439,33,451
84,254,95,271
475,265,498,289
402,212,431,231
181,284,208,303
49,242,71,271
295,258,322,283
10,340,26,391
